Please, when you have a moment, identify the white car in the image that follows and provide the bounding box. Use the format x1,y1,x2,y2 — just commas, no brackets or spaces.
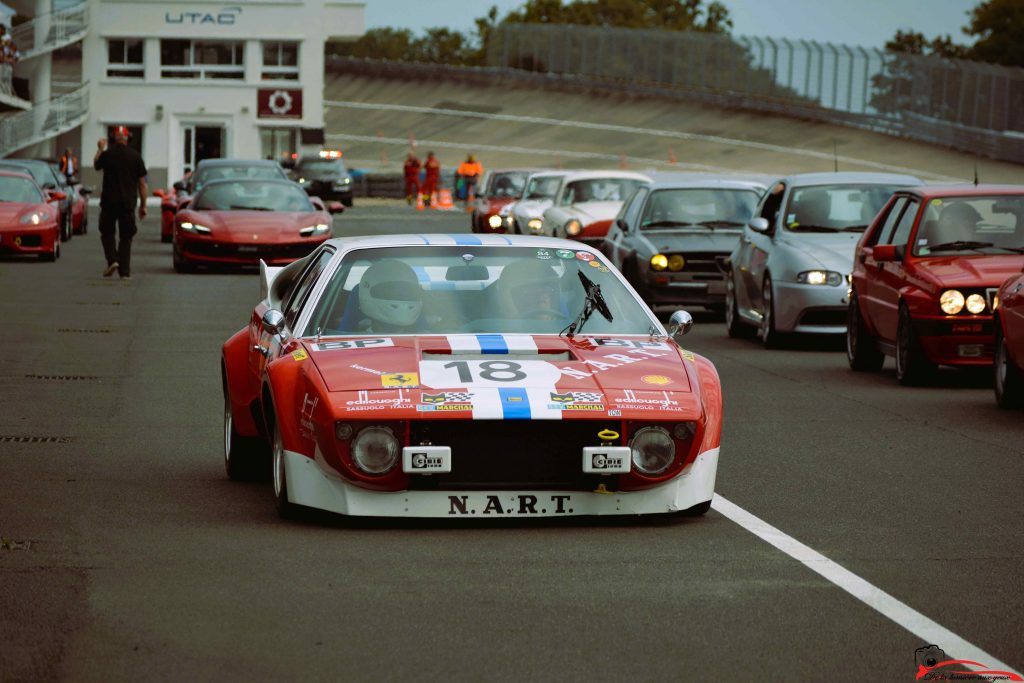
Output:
541,170,652,245
502,171,569,235
725,172,923,347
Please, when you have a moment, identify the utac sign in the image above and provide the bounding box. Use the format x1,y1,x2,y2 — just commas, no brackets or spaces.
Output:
258,89,303,119
165,6,242,24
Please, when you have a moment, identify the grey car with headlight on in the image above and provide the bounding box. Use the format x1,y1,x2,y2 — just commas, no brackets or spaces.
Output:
725,172,922,347
504,171,569,235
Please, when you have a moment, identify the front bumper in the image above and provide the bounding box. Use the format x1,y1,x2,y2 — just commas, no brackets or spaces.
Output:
914,316,995,366
643,271,728,309
0,227,58,255
283,446,719,518
774,280,849,334
177,237,323,266
302,182,352,202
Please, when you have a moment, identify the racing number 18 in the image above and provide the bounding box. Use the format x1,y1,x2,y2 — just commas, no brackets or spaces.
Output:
442,361,527,383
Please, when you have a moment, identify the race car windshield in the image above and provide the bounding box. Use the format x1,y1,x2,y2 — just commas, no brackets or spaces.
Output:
486,172,528,198
913,195,1024,256
305,246,659,337
641,188,760,229
524,176,562,200
193,180,314,212
0,176,43,203
784,184,900,233
560,179,646,205
194,165,285,190
297,159,347,175
0,163,49,187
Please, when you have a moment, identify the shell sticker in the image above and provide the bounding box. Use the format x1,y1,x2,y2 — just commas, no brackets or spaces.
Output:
641,374,672,386
291,349,309,361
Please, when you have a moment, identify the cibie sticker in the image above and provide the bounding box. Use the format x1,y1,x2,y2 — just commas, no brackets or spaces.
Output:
291,349,309,361
314,338,393,351
575,251,595,262
588,260,602,268
679,349,696,361
641,374,672,386
381,372,418,388
556,249,576,260
536,249,553,260
419,359,560,388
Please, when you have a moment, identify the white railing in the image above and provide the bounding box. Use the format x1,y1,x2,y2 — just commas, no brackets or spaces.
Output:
11,2,89,60
0,64,14,98
0,82,89,156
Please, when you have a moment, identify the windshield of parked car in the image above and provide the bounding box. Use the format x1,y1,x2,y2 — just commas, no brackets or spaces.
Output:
784,184,899,233
194,164,285,191
193,180,314,212
524,175,562,200
305,246,658,336
560,178,646,205
913,195,1024,256
0,163,50,188
296,159,347,176
0,175,44,203
641,188,761,229
486,172,528,198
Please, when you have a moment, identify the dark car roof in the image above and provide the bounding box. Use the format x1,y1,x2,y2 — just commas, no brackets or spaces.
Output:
903,184,1024,198
196,158,284,168
198,177,300,189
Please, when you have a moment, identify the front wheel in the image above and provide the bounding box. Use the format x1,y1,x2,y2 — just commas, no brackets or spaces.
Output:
60,213,71,242
758,275,783,349
994,323,1024,409
173,248,194,273
224,380,269,481
846,294,885,371
896,305,934,386
271,410,300,519
725,274,753,339
39,240,59,262
680,500,711,516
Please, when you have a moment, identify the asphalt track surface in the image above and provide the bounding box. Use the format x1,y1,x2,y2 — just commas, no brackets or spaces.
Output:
1,204,1021,682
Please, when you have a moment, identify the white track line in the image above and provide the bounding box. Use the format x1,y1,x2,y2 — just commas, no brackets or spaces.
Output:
325,99,959,182
712,494,1021,677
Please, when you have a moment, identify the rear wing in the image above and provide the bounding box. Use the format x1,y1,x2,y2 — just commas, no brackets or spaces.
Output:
259,259,284,304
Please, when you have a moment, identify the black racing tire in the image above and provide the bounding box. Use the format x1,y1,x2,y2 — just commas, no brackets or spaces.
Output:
725,273,753,339
39,240,58,262
161,233,172,244
678,500,712,517
342,197,353,208
994,321,1024,409
269,404,300,519
758,274,783,349
60,212,71,242
895,304,934,386
846,293,885,372
223,373,270,481
173,248,194,273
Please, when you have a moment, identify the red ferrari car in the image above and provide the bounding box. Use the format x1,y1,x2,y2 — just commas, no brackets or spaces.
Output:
221,235,722,519
70,184,90,235
847,185,1024,384
994,270,1024,408
470,169,536,233
173,178,337,272
0,171,65,261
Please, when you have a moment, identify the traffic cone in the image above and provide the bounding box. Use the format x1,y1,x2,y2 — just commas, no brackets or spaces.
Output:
436,188,455,211
415,193,425,211
429,192,439,209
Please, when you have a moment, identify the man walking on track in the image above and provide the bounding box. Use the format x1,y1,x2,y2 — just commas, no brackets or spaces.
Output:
403,151,421,205
421,151,440,203
94,126,148,280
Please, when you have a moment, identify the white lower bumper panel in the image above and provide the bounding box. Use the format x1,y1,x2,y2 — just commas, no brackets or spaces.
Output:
283,447,719,518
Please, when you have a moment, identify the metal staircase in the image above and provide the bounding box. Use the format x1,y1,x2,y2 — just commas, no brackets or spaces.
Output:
11,3,89,61
0,82,88,156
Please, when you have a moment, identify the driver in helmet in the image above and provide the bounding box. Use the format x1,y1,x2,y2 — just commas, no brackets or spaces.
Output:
498,259,563,320
358,260,424,332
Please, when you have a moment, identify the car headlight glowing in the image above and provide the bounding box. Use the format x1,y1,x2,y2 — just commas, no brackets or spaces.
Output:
565,219,582,236
668,254,685,271
527,218,543,233
20,212,44,224
630,426,676,475
940,289,965,315
297,177,307,184
488,214,503,229
650,254,668,271
965,293,986,314
350,426,399,475
797,270,843,286
299,223,331,236
179,222,211,235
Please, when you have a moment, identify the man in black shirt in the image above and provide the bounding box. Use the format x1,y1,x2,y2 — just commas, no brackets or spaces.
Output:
94,126,148,279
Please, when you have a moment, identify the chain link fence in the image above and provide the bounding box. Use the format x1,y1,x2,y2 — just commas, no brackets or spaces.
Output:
485,23,1024,164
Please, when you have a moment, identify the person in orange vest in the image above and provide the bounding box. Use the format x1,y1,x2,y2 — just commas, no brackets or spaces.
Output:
456,154,484,206
402,152,421,205
421,151,441,203
59,147,79,183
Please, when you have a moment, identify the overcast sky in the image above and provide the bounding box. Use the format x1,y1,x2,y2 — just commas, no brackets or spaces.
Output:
366,0,978,48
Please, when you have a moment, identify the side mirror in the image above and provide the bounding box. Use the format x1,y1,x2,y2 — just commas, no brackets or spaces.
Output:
667,310,694,345
178,197,192,210
262,309,286,337
326,201,344,214
616,218,629,231
47,191,67,202
748,217,770,234
42,182,56,190
310,197,325,211
173,181,186,192
873,244,903,262
79,186,93,196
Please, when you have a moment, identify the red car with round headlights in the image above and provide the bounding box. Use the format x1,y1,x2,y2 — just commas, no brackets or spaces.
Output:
173,178,335,272
847,185,1024,385
221,235,722,520
470,169,537,233
0,171,65,262
993,269,1024,409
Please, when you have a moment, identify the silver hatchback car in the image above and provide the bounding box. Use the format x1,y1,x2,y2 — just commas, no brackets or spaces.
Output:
725,172,923,347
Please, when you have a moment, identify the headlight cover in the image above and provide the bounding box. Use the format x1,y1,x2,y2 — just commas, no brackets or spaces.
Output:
668,254,685,272
299,223,331,236
20,212,44,225
797,270,843,286
630,426,676,475
179,221,211,235
650,254,668,271
488,214,503,229
351,426,399,475
940,289,965,315
527,218,543,233
565,219,582,236
965,293,986,314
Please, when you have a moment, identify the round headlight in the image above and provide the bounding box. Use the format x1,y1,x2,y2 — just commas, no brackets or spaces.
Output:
488,214,503,229
630,426,676,475
668,254,685,271
351,426,399,475
650,254,668,271
527,218,543,233
965,293,986,314
940,289,965,315
565,219,582,236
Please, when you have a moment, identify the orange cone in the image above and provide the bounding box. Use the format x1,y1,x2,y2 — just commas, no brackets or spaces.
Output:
436,188,455,211
415,193,425,211
429,192,439,209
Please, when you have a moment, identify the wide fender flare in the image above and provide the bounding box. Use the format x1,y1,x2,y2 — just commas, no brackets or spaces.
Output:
222,327,259,437
693,354,723,453
263,349,328,458
899,286,933,317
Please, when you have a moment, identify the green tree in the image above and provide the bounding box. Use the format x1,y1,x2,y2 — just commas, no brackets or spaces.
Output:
964,0,1024,67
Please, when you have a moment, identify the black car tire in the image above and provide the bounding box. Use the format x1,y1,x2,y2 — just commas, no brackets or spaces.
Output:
224,374,270,481
846,293,885,371
39,240,59,262
896,304,934,386
759,275,783,349
725,274,753,339
173,248,194,273
994,322,1024,409
161,234,172,244
679,500,712,516
60,212,71,242
269,403,301,519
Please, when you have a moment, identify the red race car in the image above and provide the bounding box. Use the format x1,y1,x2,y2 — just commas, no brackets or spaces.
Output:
0,171,66,261
173,178,338,272
153,187,181,243
847,185,1024,384
994,269,1024,408
470,169,537,233
221,235,722,520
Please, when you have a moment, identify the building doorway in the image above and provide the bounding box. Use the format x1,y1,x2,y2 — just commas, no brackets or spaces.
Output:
182,124,224,174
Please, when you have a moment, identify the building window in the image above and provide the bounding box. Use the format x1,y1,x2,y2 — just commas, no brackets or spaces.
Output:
160,40,244,80
261,42,299,80
260,127,298,163
107,39,144,79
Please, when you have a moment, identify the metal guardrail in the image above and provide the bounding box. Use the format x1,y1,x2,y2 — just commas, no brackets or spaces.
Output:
11,2,89,60
0,82,89,156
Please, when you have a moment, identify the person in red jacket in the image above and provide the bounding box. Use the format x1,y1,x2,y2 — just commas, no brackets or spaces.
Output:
421,152,440,202
403,152,421,205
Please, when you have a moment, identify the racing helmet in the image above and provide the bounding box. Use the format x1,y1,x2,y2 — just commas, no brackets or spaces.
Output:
358,260,423,329
498,258,561,317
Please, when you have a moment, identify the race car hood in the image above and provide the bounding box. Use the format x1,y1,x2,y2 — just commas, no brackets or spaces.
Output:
777,232,860,272
512,199,554,219
482,197,515,213
179,210,329,242
307,334,702,420
0,202,50,228
645,229,742,254
564,201,624,224
913,254,1024,289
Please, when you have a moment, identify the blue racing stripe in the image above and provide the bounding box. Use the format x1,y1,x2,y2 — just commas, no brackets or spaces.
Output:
476,334,508,354
499,387,532,420
452,234,483,246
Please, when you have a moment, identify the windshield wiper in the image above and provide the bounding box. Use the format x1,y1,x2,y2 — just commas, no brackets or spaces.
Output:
788,224,838,233
928,240,995,252
561,270,614,338
228,205,275,211
643,220,696,228
697,220,745,228
840,224,869,232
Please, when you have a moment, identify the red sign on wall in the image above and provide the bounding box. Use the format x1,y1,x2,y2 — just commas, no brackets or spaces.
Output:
257,89,303,119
